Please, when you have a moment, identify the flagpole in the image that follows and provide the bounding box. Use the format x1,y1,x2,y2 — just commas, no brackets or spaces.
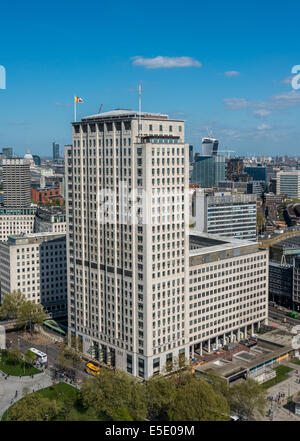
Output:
74,97,76,122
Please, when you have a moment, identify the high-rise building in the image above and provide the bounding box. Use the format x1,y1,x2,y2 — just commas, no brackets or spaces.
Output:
189,145,194,163
65,108,268,379
53,142,60,160
245,166,269,182
32,155,41,166
202,137,219,156
0,232,67,316
193,189,257,240
2,158,31,208
66,109,189,379
190,155,226,187
276,170,300,199
2,147,13,158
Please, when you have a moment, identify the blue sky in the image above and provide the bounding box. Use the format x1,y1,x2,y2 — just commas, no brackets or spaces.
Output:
1,0,300,157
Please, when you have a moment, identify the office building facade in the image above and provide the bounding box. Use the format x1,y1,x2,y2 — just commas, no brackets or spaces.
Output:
0,232,67,316
190,155,226,187
53,142,60,160
0,207,36,241
2,158,31,208
276,170,300,199
189,234,268,356
66,109,189,379
65,108,268,379
194,190,257,240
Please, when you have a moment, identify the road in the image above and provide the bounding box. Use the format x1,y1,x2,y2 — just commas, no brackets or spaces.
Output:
5,330,90,383
268,305,300,327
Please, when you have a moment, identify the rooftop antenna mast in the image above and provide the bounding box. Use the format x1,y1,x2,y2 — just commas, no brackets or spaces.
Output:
138,85,142,138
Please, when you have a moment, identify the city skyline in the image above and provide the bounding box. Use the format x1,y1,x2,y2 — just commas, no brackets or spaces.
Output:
1,0,300,157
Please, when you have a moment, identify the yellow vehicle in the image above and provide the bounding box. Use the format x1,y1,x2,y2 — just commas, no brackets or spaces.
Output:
85,362,101,376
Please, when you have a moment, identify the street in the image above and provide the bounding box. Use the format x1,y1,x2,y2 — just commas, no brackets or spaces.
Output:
5,330,90,383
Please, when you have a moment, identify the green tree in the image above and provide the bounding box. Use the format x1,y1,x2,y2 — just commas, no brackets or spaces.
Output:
228,377,267,420
80,369,147,421
56,340,81,379
167,375,230,421
0,291,26,320
257,211,265,233
25,349,37,366
17,301,47,334
113,407,134,421
146,375,177,420
6,346,22,365
6,394,60,421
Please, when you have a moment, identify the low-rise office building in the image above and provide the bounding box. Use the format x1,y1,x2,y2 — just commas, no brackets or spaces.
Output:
0,207,36,242
0,232,67,316
188,233,269,357
193,189,257,240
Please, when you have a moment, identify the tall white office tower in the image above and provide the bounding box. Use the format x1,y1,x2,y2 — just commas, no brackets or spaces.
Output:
2,158,31,208
65,110,190,379
202,137,219,156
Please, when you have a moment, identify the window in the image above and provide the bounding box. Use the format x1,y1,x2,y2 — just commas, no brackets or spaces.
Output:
138,358,145,378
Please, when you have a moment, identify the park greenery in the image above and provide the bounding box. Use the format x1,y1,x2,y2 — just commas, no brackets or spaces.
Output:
2,362,267,421
0,348,40,376
262,365,293,390
2,383,100,421
0,291,47,332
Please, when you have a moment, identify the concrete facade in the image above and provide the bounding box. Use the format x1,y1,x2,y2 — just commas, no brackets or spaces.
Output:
0,232,67,316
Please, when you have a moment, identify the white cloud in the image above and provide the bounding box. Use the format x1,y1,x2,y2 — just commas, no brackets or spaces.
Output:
131,56,202,69
224,90,300,113
253,109,272,118
224,71,240,77
271,90,300,107
223,98,255,109
257,124,271,131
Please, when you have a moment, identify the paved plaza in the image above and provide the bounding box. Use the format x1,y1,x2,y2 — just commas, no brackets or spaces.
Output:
262,363,300,421
0,371,53,419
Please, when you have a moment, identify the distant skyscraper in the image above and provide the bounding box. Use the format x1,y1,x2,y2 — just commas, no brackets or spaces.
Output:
52,142,60,160
245,166,268,182
190,155,226,187
32,155,41,166
2,158,31,208
189,145,194,163
202,137,219,156
2,147,13,158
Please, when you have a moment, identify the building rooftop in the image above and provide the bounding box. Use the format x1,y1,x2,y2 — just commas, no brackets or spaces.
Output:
189,232,258,256
6,232,66,245
81,109,171,121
